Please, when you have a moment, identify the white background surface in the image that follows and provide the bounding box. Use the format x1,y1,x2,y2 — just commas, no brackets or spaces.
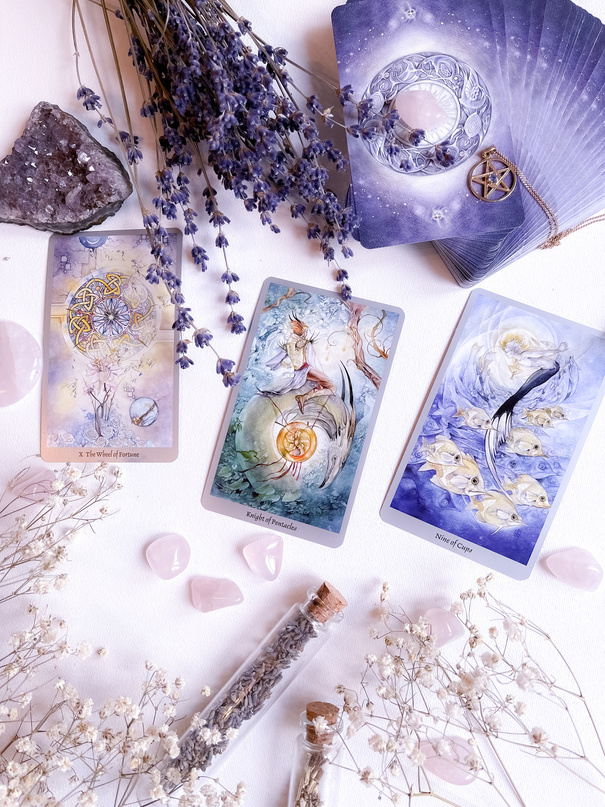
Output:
2,1,605,805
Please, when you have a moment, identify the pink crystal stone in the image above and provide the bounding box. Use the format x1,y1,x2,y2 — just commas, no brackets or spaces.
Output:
545,547,603,591
146,534,191,580
190,577,244,612
0,321,42,406
10,468,55,502
395,89,449,130
419,737,477,786
243,534,283,581
423,607,466,647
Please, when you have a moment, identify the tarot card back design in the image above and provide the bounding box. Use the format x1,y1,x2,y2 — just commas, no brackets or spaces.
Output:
41,230,180,462
203,278,404,547
436,0,605,285
381,291,605,578
331,0,525,248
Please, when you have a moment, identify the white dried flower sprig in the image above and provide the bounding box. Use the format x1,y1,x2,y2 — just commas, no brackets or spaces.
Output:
0,463,245,807
0,463,122,603
1,656,244,807
333,576,605,806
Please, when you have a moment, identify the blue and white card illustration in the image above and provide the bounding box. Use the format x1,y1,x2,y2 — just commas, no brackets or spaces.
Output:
331,0,525,248
381,291,605,578
203,279,404,547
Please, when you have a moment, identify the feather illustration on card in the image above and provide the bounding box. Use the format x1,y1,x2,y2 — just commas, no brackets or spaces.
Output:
381,291,605,578
203,278,403,547
41,230,180,462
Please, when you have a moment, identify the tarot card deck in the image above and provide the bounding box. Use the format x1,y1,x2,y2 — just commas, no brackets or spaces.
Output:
332,0,605,283
203,278,404,547
42,231,180,462
381,291,605,578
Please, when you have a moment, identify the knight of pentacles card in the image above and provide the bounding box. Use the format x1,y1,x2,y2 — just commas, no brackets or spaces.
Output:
203,278,404,547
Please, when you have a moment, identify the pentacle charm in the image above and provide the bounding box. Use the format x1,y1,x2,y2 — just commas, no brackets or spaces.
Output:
468,146,517,201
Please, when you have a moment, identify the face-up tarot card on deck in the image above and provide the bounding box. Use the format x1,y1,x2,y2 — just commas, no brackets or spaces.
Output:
202,278,404,547
41,230,180,463
381,290,605,579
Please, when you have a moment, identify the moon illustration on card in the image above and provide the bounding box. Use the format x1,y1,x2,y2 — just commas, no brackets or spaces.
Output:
360,52,491,175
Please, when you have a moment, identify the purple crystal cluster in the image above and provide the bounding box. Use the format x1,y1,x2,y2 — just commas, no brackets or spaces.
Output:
0,102,132,234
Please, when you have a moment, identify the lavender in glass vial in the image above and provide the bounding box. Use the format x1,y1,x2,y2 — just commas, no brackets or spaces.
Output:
169,582,347,780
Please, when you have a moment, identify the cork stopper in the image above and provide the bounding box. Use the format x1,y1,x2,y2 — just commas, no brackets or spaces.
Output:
307,581,347,624
305,701,340,745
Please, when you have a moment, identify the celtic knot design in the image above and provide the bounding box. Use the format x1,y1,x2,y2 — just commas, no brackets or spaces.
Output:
360,52,492,175
66,271,158,358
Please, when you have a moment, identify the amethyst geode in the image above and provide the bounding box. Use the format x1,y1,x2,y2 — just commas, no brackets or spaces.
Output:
0,102,133,234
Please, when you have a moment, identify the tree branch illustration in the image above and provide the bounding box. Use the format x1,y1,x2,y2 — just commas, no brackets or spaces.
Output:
262,288,312,312
344,301,381,389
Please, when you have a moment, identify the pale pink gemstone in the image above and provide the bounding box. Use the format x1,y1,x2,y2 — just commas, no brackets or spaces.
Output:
419,737,477,785
190,577,244,612
243,534,283,581
10,468,55,502
395,89,448,131
423,607,466,647
146,534,191,580
0,321,42,407
545,547,603,591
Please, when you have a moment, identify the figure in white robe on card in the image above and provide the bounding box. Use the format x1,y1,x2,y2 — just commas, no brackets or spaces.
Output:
262,316,335,412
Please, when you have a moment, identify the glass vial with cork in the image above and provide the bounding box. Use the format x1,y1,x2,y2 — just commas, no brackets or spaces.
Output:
288,701,342,807
168,582,347,782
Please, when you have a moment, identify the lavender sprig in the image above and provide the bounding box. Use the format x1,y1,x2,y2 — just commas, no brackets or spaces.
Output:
72,0,394,381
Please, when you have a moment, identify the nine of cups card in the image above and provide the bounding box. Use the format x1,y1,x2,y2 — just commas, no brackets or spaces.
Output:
381,290,605,579
202,278,404,547
41,230,181,463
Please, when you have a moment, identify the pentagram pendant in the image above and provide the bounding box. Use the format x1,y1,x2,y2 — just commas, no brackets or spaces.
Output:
468,146,517,201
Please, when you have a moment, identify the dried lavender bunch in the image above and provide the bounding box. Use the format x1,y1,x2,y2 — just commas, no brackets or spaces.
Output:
72,0,397,381
171,609,317,777
334,578,605,806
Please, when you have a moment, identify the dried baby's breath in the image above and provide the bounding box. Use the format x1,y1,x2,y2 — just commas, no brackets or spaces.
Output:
334,577,605,805
0,463,244,807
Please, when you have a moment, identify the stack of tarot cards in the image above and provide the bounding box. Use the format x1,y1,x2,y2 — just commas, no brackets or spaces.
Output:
332,0,605,285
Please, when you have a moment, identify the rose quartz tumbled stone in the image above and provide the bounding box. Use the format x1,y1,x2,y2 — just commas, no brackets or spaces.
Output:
145,534,190,580
545,547,603,591
419,737,478,785
10,468,55,502
0,321,42,406
395,89,449,131
243,534,283,581
190,577,243,612
423,607,466,647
